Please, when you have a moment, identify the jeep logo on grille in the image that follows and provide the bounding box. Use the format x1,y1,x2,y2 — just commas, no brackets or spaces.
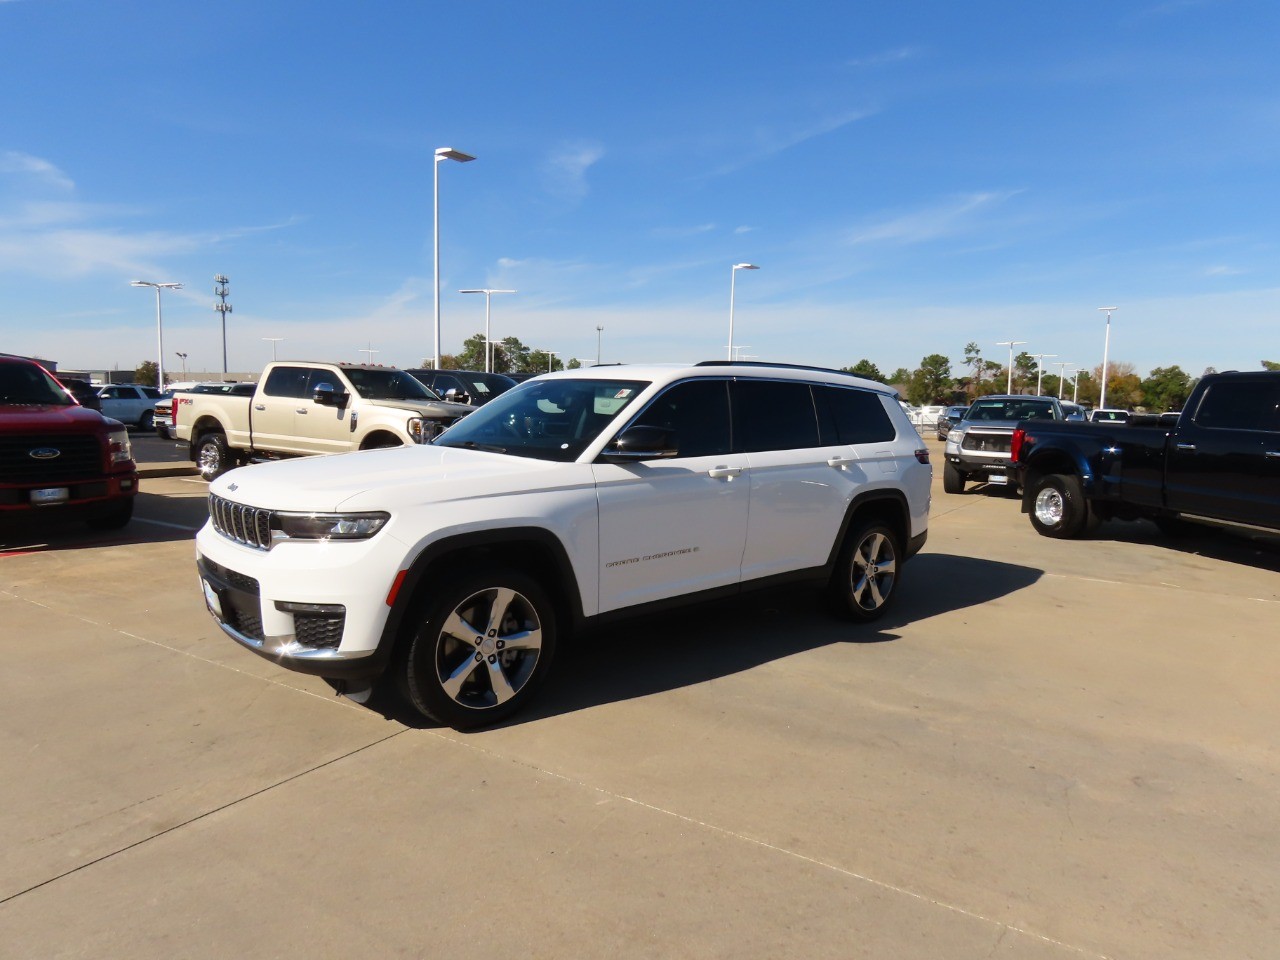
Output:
29,448,61,460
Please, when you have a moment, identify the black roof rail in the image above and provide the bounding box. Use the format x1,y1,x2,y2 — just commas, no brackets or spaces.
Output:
694,360,856,378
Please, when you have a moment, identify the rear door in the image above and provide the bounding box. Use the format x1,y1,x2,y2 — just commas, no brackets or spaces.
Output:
1164,377,1280,528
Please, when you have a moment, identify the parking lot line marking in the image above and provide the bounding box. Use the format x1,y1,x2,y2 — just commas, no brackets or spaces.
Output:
437,740,1117,960
132,517,204,532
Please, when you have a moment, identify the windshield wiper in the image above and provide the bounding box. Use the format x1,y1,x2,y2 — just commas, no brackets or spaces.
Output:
446,440,508,454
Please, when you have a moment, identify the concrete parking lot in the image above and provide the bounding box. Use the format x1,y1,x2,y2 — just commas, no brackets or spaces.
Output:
2,439,1277,959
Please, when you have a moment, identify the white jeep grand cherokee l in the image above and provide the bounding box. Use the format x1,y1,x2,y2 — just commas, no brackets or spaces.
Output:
196,362,932,728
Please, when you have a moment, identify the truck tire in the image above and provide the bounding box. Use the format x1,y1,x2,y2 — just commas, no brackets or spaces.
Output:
827,518,901,622
1028,473,1091,538
196,431,232,482
401,568,557,729
943,462,965,494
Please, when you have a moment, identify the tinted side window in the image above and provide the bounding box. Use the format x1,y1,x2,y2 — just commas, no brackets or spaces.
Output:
632,380,731,458
263,366,312,399
1194,380,1280,432
817,386,897,444
732,380,819,452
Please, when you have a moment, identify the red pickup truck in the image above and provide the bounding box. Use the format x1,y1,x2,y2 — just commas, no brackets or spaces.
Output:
0,355,138,531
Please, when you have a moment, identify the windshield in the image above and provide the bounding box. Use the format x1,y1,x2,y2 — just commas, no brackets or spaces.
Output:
344,368,440,401
0,361,75,406
967,398,1057,422
434,378,649,461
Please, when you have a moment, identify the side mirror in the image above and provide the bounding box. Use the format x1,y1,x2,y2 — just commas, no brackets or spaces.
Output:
600,425,679,462
313,382,349,406
443,387,472,405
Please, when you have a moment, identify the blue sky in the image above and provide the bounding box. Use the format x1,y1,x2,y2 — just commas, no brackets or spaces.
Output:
2,0,1277,381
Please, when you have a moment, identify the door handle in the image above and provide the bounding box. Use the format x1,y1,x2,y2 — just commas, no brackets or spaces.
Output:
827,456,857,468
254,404,266,411
1175,443,1196,452
296,408,308,415
707,466,743,479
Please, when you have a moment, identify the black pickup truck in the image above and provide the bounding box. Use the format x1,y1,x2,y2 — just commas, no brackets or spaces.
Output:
1011,371,1280,538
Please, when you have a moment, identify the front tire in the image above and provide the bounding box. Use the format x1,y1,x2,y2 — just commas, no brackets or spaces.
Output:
139,409,154,430
828,519,901,622
195,431,231,482
1029,473,1092,538
402,570,557,729
943,462,965,494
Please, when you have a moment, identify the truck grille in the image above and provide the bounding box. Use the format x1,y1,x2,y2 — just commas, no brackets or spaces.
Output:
0,434,102,483
961,432,1013,454
209,494,274,549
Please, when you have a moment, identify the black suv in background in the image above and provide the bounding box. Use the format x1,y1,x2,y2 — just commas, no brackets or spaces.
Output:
405,369,517,407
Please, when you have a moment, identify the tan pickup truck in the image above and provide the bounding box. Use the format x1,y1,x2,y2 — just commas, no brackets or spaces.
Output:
174,361,474,480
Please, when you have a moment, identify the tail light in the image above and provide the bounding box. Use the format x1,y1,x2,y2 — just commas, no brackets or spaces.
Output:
1010,428,1026,464
914,447,930,464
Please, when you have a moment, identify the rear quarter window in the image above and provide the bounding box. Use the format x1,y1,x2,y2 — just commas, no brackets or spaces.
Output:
816,386,897,444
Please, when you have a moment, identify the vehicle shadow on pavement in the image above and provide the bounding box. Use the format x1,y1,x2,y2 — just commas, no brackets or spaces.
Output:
1092,520,1280,573
511,552,1043,726
0,493,203,554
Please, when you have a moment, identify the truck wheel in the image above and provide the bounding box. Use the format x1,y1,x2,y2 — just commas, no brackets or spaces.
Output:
827,518,900,623
1029,474,1090,538
943,462,965,494
402,569,557,729
196,432,231,482
87,498,134,531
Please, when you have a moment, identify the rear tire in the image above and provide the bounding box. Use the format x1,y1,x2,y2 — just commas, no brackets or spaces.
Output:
943,462,965,494
195,431,231,481
1028,473,1091,538
827,518,901,622
401,569,557,729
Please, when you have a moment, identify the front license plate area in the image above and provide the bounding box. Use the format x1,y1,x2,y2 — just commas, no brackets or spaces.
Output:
31,487,70,505
200,576,225,619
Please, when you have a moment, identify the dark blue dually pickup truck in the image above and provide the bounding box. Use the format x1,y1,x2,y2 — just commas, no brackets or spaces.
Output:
1011,371,1280,538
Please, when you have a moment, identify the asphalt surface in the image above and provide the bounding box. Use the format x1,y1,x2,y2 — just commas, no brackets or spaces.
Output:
1,437,1277,959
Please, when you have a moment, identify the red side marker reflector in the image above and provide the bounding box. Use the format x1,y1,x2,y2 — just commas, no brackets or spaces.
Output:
386,569,408,607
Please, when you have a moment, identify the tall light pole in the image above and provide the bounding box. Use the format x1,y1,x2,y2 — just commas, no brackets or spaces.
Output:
359,344,379,364
131,280,183,388
262,337,284,360
175,351,188,378
728,263,759,361
995,339,1027,394
1072,368,1081,403
547,350,558,373
1098,306,1117,410
459,288,515,373
214,275,232,377
1032,353,1057,396
433,147,476,370
1053,362,1073,399
596,325,603,365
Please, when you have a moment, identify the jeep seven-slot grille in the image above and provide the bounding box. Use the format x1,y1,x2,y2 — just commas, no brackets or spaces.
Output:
1,434,102,483
209,494,273,549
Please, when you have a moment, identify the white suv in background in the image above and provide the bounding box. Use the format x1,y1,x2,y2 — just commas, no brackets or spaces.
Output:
196,362,933,728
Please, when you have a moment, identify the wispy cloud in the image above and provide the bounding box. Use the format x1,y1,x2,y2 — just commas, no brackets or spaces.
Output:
846,46,922,69
848,191,1021,246
0,150,75,191
1204,264,1245,276
711,107,875,177
541,140,604,203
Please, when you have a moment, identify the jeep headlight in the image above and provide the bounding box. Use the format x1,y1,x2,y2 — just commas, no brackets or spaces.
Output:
108,427,133,464
276,512,390,541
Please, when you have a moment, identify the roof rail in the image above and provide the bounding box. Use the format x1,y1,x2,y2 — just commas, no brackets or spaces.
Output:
694,359,855,378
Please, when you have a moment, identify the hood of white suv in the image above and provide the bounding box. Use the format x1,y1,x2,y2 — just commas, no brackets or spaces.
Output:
208,445,580,513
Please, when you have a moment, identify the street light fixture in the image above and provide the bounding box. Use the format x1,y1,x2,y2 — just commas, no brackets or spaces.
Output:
546,350,558,373
358,344,379,364
459,288,515,373
262,337,284,361
995,339,1027,394
131,280,183,388
728,263,759,361
175,351,188,378
1052,361,1074,399
432,146,476,370
1031,353,1057,396
1098,306,1117,411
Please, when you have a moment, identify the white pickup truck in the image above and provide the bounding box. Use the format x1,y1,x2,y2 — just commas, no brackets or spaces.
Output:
174,361,474,480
